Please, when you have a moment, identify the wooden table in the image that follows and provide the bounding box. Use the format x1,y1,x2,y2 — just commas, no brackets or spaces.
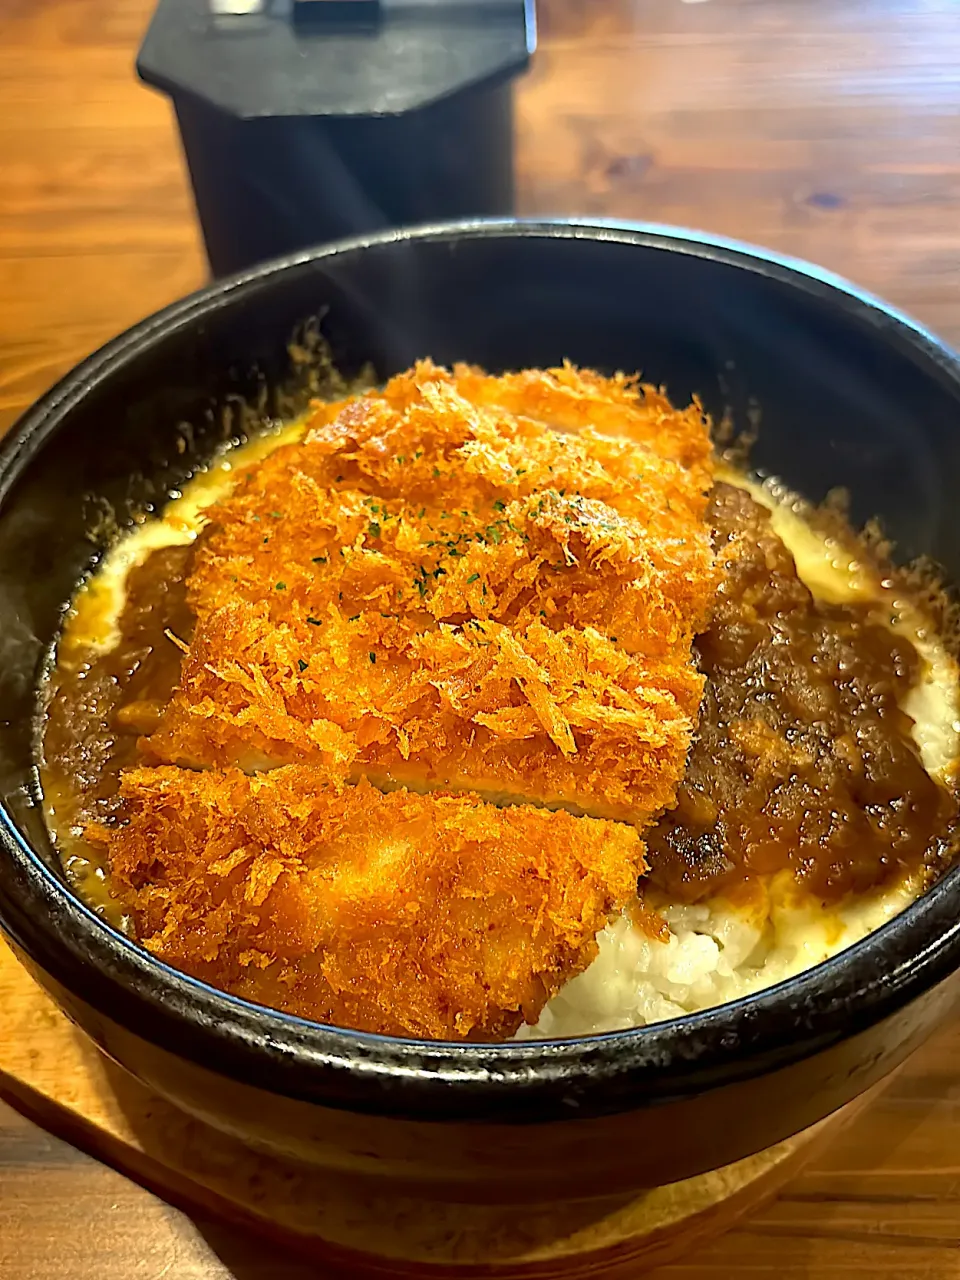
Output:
2,0,960,1275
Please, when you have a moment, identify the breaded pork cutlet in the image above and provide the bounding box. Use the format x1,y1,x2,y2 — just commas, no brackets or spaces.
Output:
88,768,646,1040
87,363,717,1039
143,363,717,824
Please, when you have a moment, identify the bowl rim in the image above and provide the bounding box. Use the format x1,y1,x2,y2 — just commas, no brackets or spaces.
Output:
3,215,960,1123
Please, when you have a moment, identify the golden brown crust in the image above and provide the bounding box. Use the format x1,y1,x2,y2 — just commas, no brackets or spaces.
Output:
88,768,646,1041
88,362,716,1039
144,362,717,826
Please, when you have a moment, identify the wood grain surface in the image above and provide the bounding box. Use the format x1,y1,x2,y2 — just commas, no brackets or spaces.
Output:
0,940,869,1278
2,0,960,1276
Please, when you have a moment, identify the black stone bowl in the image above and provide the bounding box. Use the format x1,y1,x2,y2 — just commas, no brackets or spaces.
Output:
2,221,960,1212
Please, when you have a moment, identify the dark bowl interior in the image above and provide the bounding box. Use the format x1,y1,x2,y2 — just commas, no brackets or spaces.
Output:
3,221,960,1152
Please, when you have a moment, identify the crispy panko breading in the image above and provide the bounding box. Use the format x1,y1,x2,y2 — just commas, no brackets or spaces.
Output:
144,362,717,824
88,362,717,1039
88,768,647,1040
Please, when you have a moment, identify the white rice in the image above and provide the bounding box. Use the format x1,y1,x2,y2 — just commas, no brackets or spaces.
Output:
516,877,919,1039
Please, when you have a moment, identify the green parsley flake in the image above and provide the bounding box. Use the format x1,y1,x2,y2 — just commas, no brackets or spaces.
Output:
298,658,308,672
275,581,286,590
307,617,322,627
466,573,480,584
369,651,377,664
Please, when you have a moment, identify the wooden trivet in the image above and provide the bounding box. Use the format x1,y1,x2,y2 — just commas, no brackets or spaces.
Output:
0,938,863,1276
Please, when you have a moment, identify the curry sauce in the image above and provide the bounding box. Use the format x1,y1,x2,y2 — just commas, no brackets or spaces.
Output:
647,484,956,903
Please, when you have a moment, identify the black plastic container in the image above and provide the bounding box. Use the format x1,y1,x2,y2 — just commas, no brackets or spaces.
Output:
138,0,535,276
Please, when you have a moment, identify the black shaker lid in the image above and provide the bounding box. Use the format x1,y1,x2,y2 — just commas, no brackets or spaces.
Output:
138,0,536,119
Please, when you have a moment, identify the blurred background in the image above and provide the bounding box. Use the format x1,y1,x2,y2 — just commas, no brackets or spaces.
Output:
2,0,959,436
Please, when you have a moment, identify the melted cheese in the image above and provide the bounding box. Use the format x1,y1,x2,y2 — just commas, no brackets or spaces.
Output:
69,420,306,653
